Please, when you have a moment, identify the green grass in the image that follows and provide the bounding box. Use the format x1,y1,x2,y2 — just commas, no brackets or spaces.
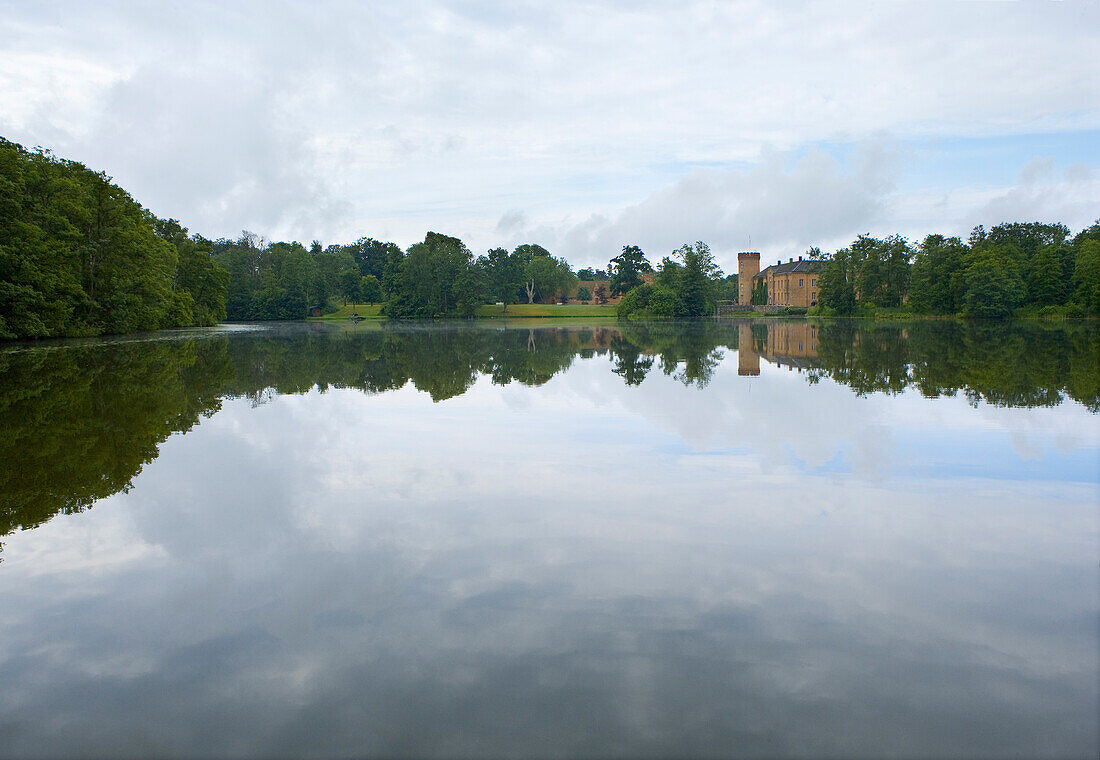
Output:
309,302,618,320
474,303,617,318
308,303,384,320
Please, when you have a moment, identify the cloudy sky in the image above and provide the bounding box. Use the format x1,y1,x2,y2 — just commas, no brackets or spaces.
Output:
2,1,1098,272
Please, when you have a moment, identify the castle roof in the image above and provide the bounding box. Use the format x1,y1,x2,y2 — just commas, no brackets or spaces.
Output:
755,259,823,279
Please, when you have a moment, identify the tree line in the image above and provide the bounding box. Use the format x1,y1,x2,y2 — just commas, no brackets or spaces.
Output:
209,230,738,320
813,222,1100,318
4,136,1099,337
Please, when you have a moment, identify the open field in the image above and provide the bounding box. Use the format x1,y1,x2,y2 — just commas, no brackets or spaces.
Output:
475,303,617,318
308,303,384,320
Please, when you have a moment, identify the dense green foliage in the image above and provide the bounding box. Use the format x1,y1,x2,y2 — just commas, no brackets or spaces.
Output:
155,218,229,326
816,222,1100,318
609,245,653,296
576,267,609,281
383,232,484,318
816,234,912,313
518,244,577,304
0,137,228,338
751,278,768,305
214,233,335,319
617,242,725,318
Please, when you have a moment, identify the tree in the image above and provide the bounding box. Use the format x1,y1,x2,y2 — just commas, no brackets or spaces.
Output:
909,234,967,314
338,268,361,305
983,222,1071,306
360,274,382,304
673,243,708,317
511,243,552,303
655,257,682,291
850,235,912,307
348,237,403,280
576,285,592,303
594,283,609,304
818,247,857,314
160,224,229,326
522,253,574,304
386,232,485,318
959,245,1025,318
477,247,524,312
1026,244,1065,308
1073,240,1100,315
313,246,356,305
609,245,652,296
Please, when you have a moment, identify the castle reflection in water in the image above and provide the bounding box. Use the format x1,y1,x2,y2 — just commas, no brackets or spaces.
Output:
735,321,821,376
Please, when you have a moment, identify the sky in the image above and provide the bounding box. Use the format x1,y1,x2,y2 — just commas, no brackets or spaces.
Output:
2,0,1099,273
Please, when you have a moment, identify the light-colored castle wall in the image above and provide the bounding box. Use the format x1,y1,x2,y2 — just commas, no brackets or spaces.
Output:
737,252,760,304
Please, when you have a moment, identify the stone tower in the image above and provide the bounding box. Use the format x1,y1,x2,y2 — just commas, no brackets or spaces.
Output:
738,252,760,305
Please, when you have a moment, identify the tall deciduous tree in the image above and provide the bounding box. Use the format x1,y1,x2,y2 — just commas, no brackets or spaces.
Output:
386,232,484,318
477,247,524,311
609,245,652,296
1073,239,1100,315
909,234,966,314
673,242,710,317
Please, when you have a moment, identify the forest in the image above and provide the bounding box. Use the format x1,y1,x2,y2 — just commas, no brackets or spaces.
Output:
0,138,227,338
811,223,1100,318
1,136,1098,338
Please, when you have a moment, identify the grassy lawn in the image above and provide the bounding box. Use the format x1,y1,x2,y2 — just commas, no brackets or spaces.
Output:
475,303,617,318
308,303,384,320
309,302,618,320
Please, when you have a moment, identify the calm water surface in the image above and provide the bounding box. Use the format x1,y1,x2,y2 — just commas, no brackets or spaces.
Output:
1,319,1098,758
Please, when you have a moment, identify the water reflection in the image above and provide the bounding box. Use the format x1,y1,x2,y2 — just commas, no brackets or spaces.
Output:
0,320,1097,757
2,319,1096,540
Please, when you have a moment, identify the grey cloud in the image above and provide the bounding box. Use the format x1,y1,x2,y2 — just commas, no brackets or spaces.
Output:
1,1,1096,249
968,157,1100,233
495,208,527,233
84,63,351,238
513,143,898,269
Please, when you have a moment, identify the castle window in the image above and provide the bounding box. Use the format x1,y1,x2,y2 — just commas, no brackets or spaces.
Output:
799,279,803,287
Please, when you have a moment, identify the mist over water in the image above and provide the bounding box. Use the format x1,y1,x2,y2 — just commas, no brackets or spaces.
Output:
1,320,1097,758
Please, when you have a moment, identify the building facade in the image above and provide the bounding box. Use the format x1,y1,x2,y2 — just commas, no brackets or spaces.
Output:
756,256,822,307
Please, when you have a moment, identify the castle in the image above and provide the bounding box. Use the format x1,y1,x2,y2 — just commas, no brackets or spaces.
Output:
737,252,823,307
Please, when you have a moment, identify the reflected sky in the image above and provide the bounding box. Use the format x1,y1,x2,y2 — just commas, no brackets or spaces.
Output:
0,322,1097,758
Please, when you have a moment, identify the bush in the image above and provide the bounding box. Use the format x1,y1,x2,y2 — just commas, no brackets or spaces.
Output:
616,284,679,318
648,286,679,316
615,284,652,318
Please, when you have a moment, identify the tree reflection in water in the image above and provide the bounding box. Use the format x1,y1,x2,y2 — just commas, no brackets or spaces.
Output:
2,319,1097,544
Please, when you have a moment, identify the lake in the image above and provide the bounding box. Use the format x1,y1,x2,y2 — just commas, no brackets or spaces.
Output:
1,319,1097,758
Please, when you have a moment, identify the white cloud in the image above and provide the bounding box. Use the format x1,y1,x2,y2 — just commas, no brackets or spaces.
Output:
969,159,1100,232
0,1,1097,252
